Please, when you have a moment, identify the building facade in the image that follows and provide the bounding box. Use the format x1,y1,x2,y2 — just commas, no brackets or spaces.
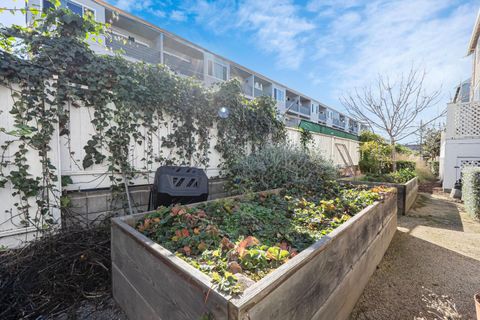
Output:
27,0,364,137
440,11,480,190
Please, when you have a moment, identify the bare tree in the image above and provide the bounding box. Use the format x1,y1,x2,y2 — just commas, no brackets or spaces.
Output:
340,67,444,171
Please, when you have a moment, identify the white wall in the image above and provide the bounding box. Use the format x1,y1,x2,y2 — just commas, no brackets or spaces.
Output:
0,85,61,248
0,84,359,246
0,0,27,27
441,138,480,190
441,101,480,190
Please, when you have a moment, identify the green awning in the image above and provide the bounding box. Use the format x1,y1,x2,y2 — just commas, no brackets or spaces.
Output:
298,120,359,141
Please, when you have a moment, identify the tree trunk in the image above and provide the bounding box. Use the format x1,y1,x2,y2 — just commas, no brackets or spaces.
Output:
390,138,397,172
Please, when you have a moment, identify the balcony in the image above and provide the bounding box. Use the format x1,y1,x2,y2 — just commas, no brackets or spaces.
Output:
332,118,346,129
163,35,204,79
106,34,160,64
253,77,272,98
446,101,480,139
286,100,299,113
299,104,311,116
163,51,204,79
231,66,253,97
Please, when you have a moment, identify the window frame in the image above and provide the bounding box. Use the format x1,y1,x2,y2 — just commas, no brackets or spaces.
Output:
41,0,97,20
208,59,228,81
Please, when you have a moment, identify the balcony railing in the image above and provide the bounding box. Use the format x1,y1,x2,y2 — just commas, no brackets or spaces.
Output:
106,35,160,65
254,88,267,97
287,100,299,113
163,52,204,79
243,83,253,97
446,102,480,139
299,105,311,116
349,127,359,134
332,119,346,129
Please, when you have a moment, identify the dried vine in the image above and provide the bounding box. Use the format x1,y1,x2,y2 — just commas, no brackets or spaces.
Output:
0,5,285,230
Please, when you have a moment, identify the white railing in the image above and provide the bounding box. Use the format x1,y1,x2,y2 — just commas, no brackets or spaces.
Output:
446,102,480,139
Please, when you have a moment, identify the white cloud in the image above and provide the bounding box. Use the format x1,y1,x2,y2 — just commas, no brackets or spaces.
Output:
170,10,187,22
113,0,152,11
187,0,314,69
237,0,315,69
309,0,476,105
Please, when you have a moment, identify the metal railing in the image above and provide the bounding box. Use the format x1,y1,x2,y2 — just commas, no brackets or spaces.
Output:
299,105,311,115
332,119,346,129
163,53,204,79
106,35,160,65
286,100,299,113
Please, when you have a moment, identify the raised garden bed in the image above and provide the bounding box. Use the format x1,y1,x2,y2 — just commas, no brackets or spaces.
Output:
111,186,397,320
341,177,418,215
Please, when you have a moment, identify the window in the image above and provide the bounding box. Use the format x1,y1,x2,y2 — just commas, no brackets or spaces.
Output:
44,0,96,18
208,60,213,76
66,1,83,15
214,62,227,80
273,88,285,102
208,60,227,80
42,0,55,11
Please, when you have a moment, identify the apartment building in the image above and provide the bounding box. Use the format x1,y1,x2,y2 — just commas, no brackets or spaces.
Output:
27,0,363,137
439,10,480,190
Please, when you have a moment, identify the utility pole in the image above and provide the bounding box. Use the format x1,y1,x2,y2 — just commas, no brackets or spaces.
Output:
419,120,424,158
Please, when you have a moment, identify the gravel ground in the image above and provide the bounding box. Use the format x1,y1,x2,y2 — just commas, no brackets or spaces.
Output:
351,192,480,320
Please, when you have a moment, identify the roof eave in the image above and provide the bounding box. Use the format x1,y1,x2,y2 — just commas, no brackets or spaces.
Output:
467,10,480,55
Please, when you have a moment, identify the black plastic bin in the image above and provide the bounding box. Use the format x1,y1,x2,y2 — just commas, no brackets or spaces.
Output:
148,166,209,210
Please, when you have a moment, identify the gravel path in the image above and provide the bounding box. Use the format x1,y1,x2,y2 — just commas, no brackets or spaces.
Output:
351,192,480,320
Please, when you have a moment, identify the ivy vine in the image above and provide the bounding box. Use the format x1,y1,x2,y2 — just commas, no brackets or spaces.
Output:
0,4,285,229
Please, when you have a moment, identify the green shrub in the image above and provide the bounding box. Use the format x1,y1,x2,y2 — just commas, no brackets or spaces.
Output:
224,144,337,193
359,140,392,174
429,160,439,176
396,160,416,171
363,168,416,184
462,167,480,220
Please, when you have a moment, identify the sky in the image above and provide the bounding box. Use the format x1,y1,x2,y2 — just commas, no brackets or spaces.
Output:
105,0,477,129
8,0,479,140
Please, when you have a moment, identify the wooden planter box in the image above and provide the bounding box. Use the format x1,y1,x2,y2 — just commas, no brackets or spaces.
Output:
111,191,397,320
340,177,418,215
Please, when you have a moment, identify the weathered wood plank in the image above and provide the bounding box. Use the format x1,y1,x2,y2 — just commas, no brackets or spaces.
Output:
232,194,397,320
111,223,229,320
340,177,417,215
311,212,397,320
112,190,397,320
112,264,158,320
404,178,418,213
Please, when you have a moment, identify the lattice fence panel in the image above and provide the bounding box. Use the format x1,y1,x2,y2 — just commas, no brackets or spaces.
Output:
460,159,480,169
455,102,480,137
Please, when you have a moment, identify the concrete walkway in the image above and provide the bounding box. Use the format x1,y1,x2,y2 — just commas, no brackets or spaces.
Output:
351,192,480,320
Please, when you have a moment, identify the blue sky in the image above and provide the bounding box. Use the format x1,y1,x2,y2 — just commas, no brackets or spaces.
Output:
111,0,475,133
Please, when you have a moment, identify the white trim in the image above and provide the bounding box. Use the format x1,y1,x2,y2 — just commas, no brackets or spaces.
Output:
163,50,191,63
0,226,37,238
110,30,151,48
39,0,97,20
68,0,97,20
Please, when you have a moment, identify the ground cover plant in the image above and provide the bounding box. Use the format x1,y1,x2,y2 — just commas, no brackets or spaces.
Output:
362,168,416,184
136,184,393,294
